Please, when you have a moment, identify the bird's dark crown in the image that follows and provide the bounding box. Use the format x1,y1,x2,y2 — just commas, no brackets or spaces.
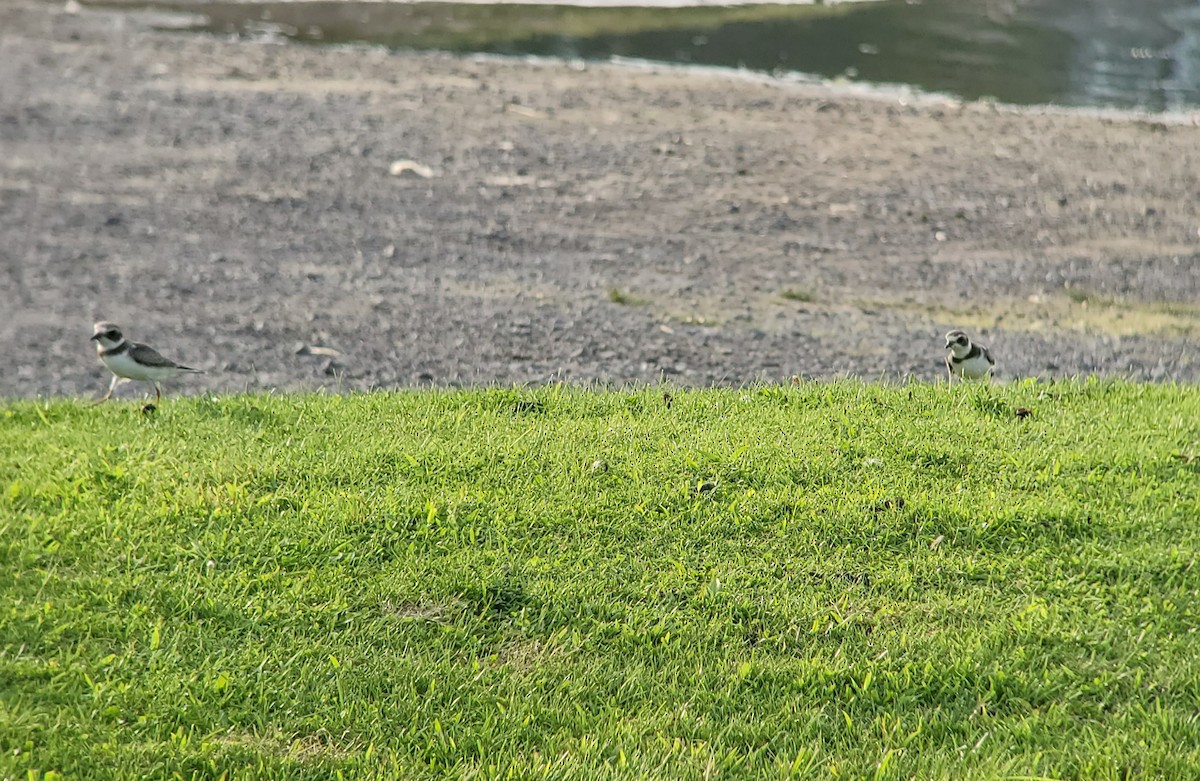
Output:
91,322,124,342
944,329,970,348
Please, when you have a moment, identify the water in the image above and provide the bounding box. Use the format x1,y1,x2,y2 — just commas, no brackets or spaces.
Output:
137,0,1200,111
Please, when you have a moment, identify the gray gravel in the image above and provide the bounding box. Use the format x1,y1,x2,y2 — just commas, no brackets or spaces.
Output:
2,0,1198,400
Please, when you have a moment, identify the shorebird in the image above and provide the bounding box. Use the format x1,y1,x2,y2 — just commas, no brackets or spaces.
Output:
90,321,202,405
944,329,995,383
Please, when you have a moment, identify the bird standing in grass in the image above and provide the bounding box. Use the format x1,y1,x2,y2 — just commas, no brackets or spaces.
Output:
944,329,995,383
90,321,202,405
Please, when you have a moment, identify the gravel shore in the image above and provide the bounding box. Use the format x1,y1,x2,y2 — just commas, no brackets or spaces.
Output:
3,0,1198,399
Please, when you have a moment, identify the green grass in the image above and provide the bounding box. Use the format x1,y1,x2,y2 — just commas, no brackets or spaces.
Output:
2,381,1199,780
781,289,817,304
607,288,647,306
115,1,861,52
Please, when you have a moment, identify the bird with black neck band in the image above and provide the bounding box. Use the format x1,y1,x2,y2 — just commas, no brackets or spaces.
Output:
90,321,203,406
944,329,995,384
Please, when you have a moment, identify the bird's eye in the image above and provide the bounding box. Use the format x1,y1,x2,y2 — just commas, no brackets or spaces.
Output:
957,337,967,345
107,330,120,339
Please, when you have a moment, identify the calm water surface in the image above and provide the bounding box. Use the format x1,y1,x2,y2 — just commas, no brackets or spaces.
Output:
139,0,1200,111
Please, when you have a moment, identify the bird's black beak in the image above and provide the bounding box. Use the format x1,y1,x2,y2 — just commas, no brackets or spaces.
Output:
89,333,102,341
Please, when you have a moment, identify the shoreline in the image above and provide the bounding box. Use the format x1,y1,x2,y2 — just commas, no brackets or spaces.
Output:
87,0,884,7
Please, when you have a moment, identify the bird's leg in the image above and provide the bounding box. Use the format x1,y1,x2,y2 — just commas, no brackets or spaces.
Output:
154,384,161,404
92,375,120,406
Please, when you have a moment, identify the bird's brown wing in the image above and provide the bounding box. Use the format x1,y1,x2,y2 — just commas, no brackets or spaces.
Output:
130,341,191,370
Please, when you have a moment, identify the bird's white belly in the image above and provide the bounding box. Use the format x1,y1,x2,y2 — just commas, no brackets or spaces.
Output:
101,352,177,382
955,353,993,380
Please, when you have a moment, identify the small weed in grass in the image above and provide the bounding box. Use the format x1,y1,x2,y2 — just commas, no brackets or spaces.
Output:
1065,286,1122,307
780,287,815,303
607,287,646,305
1065,286,1093,304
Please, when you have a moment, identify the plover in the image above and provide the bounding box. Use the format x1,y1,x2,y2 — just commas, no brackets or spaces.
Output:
944,329,995,383
90,321,202,405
